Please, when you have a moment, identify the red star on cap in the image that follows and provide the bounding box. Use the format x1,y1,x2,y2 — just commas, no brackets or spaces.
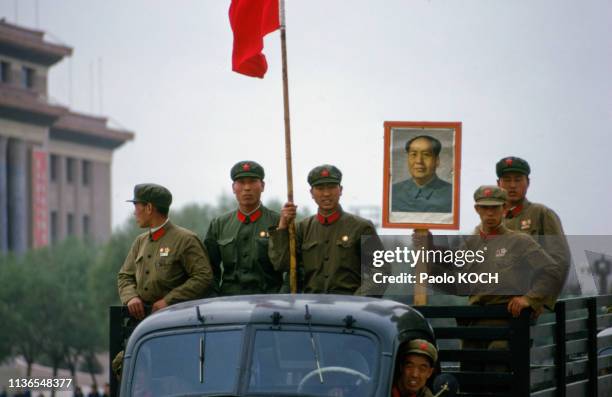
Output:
321,169,329,177
505,158,513,166
420,342,428,351
484,188,493,197
242,163,251,171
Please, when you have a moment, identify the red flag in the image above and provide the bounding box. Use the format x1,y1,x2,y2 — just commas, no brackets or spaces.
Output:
229,0,280,78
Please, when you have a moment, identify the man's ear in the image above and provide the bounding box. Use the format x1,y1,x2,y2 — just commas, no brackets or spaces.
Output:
497,179,502,187
435,156,440,168
339,185,343,196
261,180,265,192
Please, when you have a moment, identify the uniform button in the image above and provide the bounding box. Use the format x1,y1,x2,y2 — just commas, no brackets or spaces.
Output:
148,254,151,258
324,256,329,261
144,287,148,291
325,240,329,244
324,275,329,278
243,253,248,257
243,236,248,241
145,270,149,274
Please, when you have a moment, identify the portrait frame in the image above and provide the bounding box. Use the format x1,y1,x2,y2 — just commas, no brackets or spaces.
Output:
382,121,462,230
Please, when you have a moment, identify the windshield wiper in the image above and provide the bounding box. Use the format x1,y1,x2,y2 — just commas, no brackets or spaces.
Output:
197,306,206,383
304,304,324,383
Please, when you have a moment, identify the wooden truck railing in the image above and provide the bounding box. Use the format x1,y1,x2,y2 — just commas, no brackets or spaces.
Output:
416,295,612,397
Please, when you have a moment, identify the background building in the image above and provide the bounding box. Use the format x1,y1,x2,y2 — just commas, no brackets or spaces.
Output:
0,19,133,253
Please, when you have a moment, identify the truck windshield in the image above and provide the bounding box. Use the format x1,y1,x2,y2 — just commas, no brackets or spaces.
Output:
130,329,243,397
247,329,378,397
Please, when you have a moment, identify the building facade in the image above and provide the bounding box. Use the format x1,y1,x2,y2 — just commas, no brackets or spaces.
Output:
0,19,133,253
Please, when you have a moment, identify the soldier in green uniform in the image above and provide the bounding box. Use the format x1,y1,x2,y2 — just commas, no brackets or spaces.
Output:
392,339,437,397
269,164,383,295
117,183,213,319
204,161,283,295
496,156,570,309
114,184,213,379
458,186,564,374
464,186,563,313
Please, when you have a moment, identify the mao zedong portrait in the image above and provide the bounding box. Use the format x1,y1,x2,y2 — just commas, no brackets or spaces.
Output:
392,135,452,213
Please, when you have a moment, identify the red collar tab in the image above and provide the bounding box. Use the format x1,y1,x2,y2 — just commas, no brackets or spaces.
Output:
317,210,341,225
150,226,166,242
479,225,502,240
237,209,262,224
506,204,523,219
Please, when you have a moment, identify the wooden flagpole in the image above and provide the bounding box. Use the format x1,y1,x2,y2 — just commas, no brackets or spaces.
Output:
279,0,297,293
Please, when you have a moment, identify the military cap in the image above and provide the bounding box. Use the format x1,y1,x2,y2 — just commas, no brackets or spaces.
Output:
496,156,531,177
399,339,438,364
127,183,172,210
474,185,507,206
231,160,265,181
307,164,342,186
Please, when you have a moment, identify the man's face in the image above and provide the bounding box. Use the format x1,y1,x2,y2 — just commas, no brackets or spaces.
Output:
497,172,529,206
399,354,434,394
133,202,153,228
232,177,265,210
475,204,505,230
310,183,342,214
407,138,440,185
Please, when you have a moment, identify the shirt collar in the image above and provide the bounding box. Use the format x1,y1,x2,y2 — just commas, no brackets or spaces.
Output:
237,203,262,224
316,207,342,225
479,223,507,240
149,218,169,241
412,175,440,200
506,199,530,219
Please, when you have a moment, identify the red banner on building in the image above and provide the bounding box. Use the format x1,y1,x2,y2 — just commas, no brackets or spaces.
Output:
32,149,49,248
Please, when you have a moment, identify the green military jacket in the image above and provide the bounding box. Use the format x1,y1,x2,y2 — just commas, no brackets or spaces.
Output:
117,221,213,305
204,205,282,295
504,199,570,308
269,208,383,295
462,225,563,310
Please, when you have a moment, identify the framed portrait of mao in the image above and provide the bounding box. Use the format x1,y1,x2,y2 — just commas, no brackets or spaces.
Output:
382,121,461,230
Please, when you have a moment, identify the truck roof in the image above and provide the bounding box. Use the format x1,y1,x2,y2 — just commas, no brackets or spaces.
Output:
125,294,434,353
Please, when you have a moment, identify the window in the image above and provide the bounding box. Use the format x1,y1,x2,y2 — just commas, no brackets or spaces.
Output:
67,213,74,236
83,215,90,237
0,61,9,83
248,330,378,396
82,160,91,186
21,66,34,89
132,330,243,397
50,154,59,182
50,211,58,244
66,157,75,183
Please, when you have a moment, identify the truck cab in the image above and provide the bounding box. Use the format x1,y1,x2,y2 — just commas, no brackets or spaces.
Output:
116,294,439,397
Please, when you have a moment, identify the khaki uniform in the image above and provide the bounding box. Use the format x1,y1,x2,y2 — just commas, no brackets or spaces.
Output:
504,199,570,308
118,221,213,305
463,224,562,310
269,208,382,295
204,205,283,295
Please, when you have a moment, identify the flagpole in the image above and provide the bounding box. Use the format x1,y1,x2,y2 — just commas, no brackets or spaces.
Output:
279,0,298,293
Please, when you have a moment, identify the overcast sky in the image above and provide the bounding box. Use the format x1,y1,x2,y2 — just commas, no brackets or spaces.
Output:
1,0,611,235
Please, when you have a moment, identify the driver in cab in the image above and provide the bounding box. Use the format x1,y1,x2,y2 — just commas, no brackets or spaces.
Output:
392,339,437,397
